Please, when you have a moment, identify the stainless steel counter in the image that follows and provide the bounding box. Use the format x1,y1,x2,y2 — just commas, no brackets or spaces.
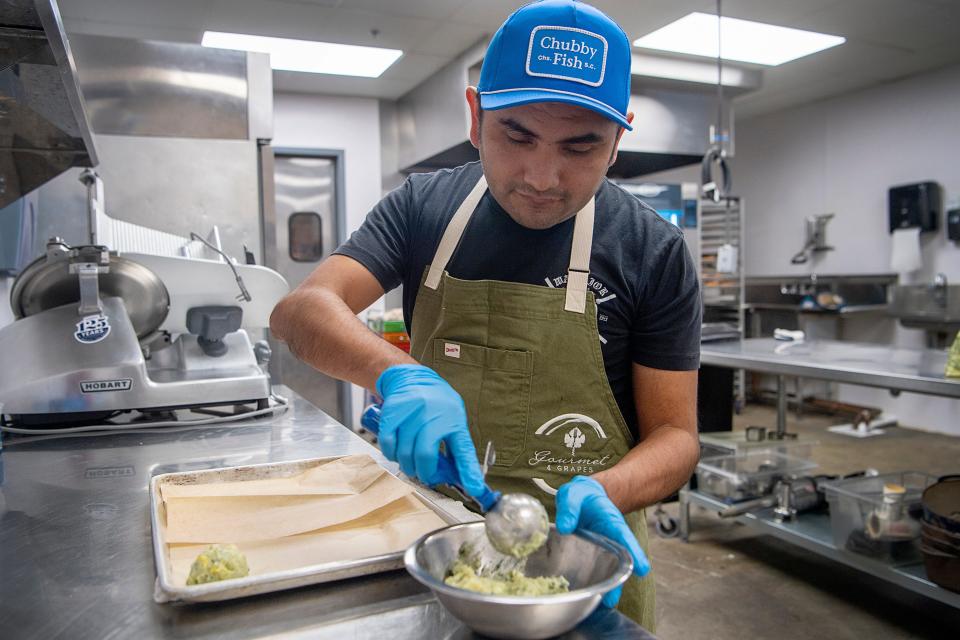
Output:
700,338,958,438
0,391,653,640
701,338,957,398
743,303,889,315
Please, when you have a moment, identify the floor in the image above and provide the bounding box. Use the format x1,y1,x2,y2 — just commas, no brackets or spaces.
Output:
647,404,960,640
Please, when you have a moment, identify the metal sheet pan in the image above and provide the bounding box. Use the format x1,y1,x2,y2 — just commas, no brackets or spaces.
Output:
151,456,459,603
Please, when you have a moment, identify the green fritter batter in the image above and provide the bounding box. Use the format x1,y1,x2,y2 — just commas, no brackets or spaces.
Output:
186,544,250,585
502,529,547,559
444,560,569,596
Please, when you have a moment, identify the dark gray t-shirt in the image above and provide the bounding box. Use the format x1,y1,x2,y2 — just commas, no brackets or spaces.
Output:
336,161,701,438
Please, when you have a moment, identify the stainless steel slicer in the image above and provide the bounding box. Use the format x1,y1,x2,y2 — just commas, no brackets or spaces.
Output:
0,176,289,427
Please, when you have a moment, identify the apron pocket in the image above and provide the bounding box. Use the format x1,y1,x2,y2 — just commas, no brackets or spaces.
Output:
431,338,533,467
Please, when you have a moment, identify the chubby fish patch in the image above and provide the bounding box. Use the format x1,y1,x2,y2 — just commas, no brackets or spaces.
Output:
526,26,608,87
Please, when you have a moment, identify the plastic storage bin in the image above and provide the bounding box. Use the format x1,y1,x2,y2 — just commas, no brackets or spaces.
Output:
821,471,939,564
695,449,818,503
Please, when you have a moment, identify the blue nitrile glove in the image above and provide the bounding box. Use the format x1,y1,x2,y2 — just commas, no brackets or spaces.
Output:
556,475,650,608
375,364,487,498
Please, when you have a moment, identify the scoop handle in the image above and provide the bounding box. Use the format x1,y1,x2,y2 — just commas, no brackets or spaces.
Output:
360,404,500,512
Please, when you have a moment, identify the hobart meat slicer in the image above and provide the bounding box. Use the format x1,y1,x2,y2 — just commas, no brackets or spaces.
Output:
0,172,289,427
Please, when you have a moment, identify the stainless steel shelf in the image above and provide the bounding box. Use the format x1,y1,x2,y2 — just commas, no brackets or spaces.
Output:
743,303,889,315
700,338,958,398
680,489,960,609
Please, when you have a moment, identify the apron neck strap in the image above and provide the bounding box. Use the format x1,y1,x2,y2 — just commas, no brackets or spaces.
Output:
424,175,489,290
424,174,596,314
564,196,594,314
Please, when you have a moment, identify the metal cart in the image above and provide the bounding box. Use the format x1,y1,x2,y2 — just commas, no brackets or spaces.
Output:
681,338,960,609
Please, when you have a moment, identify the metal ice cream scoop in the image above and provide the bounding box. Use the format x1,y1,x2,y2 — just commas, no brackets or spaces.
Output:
476,442,549,558
483,493,549,557
361,405,549,558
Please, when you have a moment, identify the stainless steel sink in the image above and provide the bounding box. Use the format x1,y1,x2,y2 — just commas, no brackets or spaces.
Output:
888,283,960,333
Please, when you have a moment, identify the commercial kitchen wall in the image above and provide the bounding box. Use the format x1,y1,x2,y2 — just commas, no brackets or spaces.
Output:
272,92,385,428
378,99,410,313
644,61,960,436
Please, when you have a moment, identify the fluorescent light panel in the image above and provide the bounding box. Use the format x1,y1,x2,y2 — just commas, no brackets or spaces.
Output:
201,31,402,77
633,12,845,66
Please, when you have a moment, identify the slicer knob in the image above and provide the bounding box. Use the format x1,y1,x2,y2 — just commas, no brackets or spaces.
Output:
186,306,243,357
254,340,272,366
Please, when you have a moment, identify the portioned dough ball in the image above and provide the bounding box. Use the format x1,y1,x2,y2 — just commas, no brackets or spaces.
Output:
186,544,249,585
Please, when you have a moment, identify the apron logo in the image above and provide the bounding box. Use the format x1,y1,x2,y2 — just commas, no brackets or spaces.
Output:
444,342,461,358
534,413,606,440
529,414,613,494
564,426,586,455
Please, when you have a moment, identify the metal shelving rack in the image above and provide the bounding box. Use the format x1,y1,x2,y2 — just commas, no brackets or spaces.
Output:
680,488,960,610
699,196,746,407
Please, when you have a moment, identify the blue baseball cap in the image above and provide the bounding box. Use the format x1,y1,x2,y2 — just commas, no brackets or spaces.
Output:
478,0,633,131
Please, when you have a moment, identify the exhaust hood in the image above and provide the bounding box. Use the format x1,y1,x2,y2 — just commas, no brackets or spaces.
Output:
0,0,98,208
394,45,760,179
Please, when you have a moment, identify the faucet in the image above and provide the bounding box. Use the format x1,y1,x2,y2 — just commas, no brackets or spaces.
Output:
932,273,948,309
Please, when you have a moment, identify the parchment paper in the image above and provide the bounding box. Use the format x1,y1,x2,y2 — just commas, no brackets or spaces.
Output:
168,495,445,584
159,455,447,586
164,474,413,543
160,455,384,499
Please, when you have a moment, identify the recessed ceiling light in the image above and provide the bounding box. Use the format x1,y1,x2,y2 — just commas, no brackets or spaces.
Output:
201,31,403,77
633,12,845,66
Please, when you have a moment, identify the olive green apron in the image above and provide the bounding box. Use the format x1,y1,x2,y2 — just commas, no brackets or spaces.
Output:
408,175,655,630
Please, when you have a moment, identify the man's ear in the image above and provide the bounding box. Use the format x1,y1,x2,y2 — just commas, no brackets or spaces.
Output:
466,87,481,149
608,111,634,167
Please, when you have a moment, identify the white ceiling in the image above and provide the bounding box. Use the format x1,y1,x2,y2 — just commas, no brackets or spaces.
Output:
59,0,960,119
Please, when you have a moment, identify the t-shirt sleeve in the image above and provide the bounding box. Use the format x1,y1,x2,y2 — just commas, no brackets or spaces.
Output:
333,178,413,292
631,233,702,370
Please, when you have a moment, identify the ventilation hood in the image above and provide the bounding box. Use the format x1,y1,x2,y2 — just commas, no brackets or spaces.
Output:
0,0,98,208
394,44,760,179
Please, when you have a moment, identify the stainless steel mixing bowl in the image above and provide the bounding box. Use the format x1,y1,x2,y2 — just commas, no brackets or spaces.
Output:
404,522,633,640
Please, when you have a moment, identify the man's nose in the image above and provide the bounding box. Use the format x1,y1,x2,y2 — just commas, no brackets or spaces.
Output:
522,152,561,193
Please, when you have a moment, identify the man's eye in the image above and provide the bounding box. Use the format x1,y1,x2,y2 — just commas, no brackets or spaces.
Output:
507,135,532,145
566,145,593,155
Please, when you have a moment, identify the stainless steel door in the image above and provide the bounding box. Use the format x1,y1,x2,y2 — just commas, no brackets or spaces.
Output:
271,153,344,422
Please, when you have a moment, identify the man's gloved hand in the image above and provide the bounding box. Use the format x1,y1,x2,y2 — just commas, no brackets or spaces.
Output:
376,364,487,498
556,475,650,608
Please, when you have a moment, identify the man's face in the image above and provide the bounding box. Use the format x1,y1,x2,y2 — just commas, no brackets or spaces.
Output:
467,87,632,230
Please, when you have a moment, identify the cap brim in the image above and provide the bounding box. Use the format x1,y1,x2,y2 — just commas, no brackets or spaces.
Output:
480,89,632,131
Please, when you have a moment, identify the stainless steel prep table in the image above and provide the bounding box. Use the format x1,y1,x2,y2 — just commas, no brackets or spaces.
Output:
685,338,960,610
701,337,957,437
0,390,654,640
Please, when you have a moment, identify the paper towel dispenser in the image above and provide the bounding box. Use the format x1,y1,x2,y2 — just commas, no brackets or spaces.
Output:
888,182,941,233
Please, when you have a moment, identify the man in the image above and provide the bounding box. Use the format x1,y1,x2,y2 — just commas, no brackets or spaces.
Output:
270,0,701,630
